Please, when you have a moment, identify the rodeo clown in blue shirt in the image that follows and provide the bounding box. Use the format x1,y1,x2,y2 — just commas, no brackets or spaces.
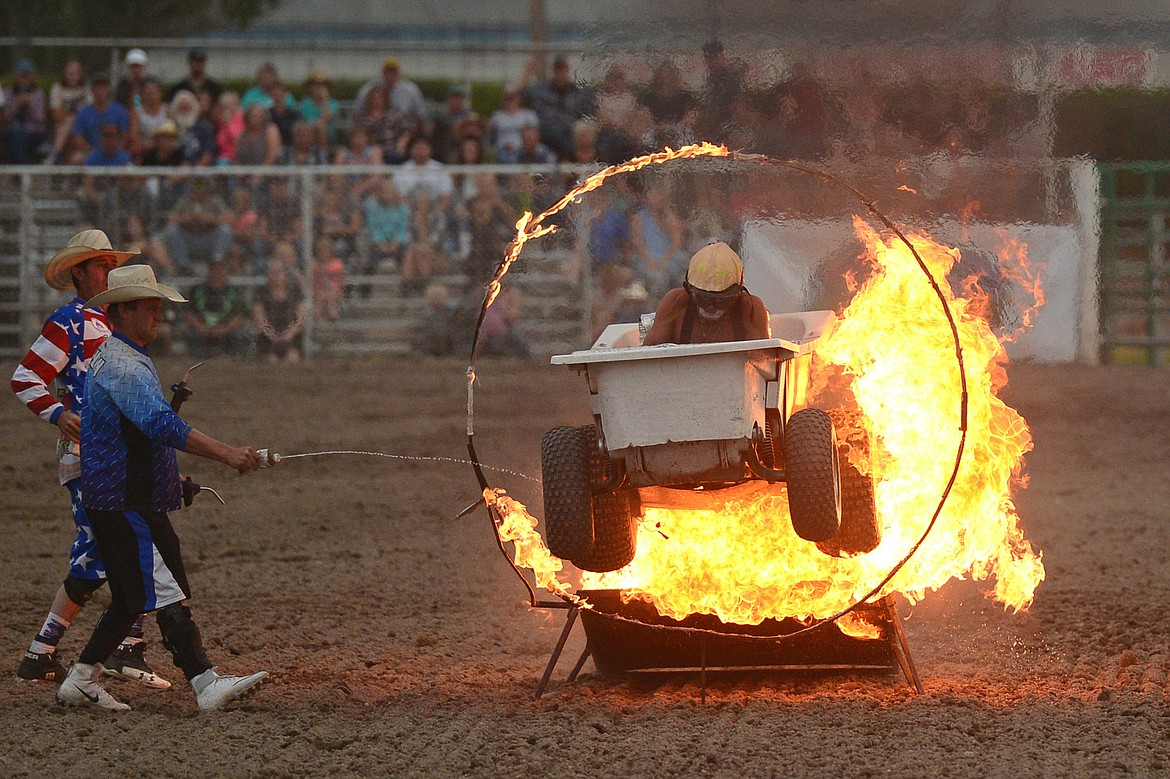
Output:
56,264,267,712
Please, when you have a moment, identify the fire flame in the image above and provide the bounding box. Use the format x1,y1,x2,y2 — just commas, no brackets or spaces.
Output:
484,148,1045,628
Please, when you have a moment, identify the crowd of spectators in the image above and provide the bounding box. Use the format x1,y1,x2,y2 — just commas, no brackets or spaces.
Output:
1,41,1038,358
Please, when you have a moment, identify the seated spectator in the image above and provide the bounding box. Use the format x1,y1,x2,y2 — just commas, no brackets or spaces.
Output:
99,175,158,247
515,124,556,165
213,90,244,164
113,48,150,109
140,121,187,210
182,260,251,358
4,59,48,164
569,119,600,164
453,136,487,199
355,85,409,165
171,89,215,166
141,121,185,166
480,287,529,357
463,173,517,289
630,182,689,300
334,125,383,200
355,57,427,134
595,65,649,162
161,178,233,274
257,176,302,257
298,70,339,148
411,282,460,356
401,189,450,295
519,55,596,159
276,120,328,165
253,261,306,362
641,60,698,150
362,178,410,290
130,77,169,161
268,239,306,288
227,186,261,267
240,62,295,111
79,123,133,225
267,82,300,147
395,135,454,202
315,183,362,267
429,84,472,163
311,238,345,321
69,72,132,164
47,59,91,165
233,104,281,166
488,85,538,164
166,48,223,105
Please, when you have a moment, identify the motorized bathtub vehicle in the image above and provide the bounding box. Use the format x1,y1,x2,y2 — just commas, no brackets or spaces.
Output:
541,310,881,572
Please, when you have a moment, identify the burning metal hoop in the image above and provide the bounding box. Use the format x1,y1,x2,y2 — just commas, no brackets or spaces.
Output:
464,144,968,693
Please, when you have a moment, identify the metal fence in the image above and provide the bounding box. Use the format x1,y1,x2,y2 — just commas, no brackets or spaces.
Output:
1098,162,1170,365
1,155,1105,365
0,163,595,362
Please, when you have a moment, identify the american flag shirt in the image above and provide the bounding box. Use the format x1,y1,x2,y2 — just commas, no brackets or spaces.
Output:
82,333,191,512
10,298,111,485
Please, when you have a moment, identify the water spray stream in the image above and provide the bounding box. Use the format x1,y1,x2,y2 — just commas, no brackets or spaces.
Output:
276,450,539,483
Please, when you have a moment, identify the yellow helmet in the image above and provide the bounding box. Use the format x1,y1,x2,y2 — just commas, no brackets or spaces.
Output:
685,242,743,293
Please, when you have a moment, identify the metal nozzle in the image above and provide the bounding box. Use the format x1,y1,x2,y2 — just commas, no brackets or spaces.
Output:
256,448,281,468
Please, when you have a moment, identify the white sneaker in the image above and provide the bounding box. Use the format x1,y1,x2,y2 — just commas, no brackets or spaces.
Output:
56,663,131,711
191,668,267,711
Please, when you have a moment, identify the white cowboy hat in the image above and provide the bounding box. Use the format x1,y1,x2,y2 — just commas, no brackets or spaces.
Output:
86,265,187,308
44,229,139,291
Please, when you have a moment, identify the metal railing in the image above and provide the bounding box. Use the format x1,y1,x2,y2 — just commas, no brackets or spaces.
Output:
0,162,596,361
1098,162,1170,364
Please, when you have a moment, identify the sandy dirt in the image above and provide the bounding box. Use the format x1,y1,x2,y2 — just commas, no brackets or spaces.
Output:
1,356,1168,778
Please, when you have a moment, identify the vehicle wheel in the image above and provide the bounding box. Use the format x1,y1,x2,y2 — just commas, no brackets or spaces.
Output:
757,408,783,469
572,426,637,573
540,426,594,561
817,410,881,557
783,408,841,542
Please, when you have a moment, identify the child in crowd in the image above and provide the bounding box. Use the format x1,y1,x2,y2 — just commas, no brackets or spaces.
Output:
311,237,345,321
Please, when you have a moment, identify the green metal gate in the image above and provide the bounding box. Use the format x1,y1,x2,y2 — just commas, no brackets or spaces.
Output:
1099,162,1170,364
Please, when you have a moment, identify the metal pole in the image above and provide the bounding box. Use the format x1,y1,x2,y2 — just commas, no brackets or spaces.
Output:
535,605,579,698
18,172,35,347
300,169,316,360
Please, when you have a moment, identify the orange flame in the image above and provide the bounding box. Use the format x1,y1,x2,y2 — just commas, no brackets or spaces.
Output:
486,151,1044,627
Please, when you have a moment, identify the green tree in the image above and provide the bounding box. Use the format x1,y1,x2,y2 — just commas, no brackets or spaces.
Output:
4,0,279,37
3,0,281,73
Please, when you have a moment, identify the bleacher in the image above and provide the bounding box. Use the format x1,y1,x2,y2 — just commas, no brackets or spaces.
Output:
0,168,590,361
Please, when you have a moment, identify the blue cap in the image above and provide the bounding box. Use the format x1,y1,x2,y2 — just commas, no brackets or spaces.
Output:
15,58,34,75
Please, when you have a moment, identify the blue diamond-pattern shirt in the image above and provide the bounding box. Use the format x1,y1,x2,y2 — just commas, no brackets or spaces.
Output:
82,333,192,512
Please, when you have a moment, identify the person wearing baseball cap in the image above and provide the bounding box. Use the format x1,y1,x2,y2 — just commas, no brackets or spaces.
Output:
166,47,223,105
55,263,267,711
11,230,175,689
354,54,426,128
642,241,771,345
115,48,149,109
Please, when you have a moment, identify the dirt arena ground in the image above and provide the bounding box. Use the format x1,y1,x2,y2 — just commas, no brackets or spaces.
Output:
1,356,1167,778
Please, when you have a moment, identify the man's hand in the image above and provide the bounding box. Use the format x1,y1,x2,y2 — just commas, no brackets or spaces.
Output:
56,410,81,444
225,445,262,475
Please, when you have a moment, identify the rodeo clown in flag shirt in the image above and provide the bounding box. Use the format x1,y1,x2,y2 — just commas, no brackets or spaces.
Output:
11,229,173,688
55,264,267,712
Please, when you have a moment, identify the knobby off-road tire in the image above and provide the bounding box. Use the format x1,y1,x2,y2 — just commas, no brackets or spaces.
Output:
540,426,637,572
817,409,881,557
573,425,637,572
784,408,842,543
540,426,595,561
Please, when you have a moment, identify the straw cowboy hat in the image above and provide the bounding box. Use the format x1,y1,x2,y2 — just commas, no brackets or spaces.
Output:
86,265,187,308
44,229,139,291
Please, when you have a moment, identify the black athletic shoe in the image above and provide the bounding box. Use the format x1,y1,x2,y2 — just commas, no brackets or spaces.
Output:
16,650,67,682
103,642,172,689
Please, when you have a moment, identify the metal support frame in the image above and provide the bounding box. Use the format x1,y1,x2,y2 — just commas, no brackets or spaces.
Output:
533,593,924,698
